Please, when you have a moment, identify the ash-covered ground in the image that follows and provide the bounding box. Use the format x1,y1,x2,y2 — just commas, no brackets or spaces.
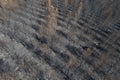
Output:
0,0,120,80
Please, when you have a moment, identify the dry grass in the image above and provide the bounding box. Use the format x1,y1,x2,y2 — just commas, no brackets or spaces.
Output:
104,74,116,80
98,0,114,26
73,2,83,25
67,2,83,39
47,5,58,35
39,44,50,54
40,0,58,37
64,0,68,8
0,73,16,80
0,0,25,10
69,1,83,31
0,14,5,23
47,0,58,33
95,53,108,68
82,31,119,80
0,0,25,21
66,11,72,27
0,0,17,10
83,47,93,57
102,6,113,26
66,51,77,68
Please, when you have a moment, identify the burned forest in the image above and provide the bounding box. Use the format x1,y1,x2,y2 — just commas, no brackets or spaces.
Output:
0,0,120,80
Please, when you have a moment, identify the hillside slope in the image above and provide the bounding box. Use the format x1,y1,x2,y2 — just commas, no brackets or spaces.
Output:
0,0,120,80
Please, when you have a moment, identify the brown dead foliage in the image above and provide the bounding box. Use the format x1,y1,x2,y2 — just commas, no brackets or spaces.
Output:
73,1,83,26
0,73,16,80
40,0,58,37
104,74,117,80
0,0,25,21
0,0,25,10
68,2,83,37
66,52,77,68
47,5,58,35
47,0,57,33
83,47,93,57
